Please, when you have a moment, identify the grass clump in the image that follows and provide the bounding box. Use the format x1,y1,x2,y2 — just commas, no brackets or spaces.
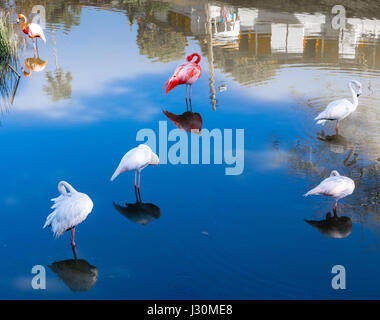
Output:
0,11,19,66
0,11,20,113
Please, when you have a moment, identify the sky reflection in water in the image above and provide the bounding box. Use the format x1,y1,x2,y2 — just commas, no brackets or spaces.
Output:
1,0,380,299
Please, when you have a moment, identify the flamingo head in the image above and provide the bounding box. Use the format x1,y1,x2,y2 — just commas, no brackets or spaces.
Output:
150,152,159,165
17,14,26,24
186,53,201,64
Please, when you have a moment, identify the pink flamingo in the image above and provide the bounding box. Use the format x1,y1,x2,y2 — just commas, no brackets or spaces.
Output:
17,14,46,53
164,53,202,101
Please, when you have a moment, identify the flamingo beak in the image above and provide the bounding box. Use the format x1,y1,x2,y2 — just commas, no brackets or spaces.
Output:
16,18,20,24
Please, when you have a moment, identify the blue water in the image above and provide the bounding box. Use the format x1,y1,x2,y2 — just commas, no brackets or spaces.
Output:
1,1,380,299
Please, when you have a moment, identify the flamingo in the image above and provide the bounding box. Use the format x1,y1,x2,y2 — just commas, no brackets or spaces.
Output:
43,181,93,248
21,56,48,77
17,14,46,53
315,80,362,133
304,170,355,213
164,53,202,101
110,144,159,194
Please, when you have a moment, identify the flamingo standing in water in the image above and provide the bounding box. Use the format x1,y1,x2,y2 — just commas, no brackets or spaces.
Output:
315,80,362,134
304,170,355,213
164,53,202,101
43,181,93,248
110,144,159,196
17,14,46,53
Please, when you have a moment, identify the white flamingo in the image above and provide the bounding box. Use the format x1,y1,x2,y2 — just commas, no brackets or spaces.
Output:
315,80,362,133
110,144,159,190
304,170,355,212
43,181,93,247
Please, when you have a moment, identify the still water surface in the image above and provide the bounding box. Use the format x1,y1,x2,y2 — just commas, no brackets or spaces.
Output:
2,0,380,299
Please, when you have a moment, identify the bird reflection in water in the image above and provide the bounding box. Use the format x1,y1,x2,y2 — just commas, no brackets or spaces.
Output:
305,211,352,239
317,131,358,167
163,98,202,134
49,246,98,292
113,187,161,226
21,56,48,78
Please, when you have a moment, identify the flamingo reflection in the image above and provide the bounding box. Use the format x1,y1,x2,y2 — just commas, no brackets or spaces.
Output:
305,211,352,239
21,56,48,77
163,99,202,134
49,246,98,292
113,187,161,226
317,132,358,166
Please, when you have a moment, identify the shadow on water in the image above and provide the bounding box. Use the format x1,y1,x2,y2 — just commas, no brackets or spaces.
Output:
305,211,353,239
317,131,358,166
21,54,48,77
49,247,98,292
163,98,203,134
113,187,161,226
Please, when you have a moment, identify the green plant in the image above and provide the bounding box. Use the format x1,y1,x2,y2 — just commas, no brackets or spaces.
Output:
0,11,20,113
0,11,19,65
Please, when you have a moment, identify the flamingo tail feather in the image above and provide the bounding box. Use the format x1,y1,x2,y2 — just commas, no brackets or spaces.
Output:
164,78,180,94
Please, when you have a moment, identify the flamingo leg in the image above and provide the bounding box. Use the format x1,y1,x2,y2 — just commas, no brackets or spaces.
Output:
71,244,77,260
134,170,137,188
189,85,192,101
186,84,188,100
134,186,139,203
333,201,338,213
70,227,76,247
138,171,141,189
137,187,142,203
335,121,339,134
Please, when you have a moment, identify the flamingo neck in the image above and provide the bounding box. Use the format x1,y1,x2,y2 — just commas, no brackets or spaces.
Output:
349,82,358,109
22,59,31,77
58,181,77,195
187,53,201,64
19,15,27,33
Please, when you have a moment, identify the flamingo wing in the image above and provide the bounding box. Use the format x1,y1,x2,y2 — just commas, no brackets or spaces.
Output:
43,192,93,237
305,176,354,199
28,23,46,43
315,99,352,122
110,146,152,181
175,63,201,84
164,62,201,93
184,63,201,84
